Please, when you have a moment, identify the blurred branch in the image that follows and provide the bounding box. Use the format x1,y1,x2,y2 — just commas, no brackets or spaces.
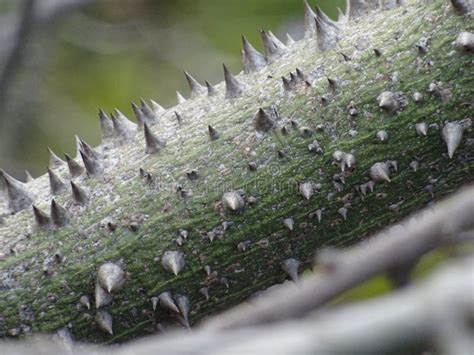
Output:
0,0,35,110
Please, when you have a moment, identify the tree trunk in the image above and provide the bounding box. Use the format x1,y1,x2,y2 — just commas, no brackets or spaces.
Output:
0,0,473,344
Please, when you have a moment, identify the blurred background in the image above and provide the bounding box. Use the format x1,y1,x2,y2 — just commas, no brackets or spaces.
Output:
0,0,344,179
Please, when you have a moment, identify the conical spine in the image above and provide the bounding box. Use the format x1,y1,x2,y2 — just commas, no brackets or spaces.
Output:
33,205,51,229
48,168,66,196
223,64,246,99
184,72,206,98
80,150,103,177
51,199,69,228
144,123,166,154
64,153,84,178
241,36,267,74
71,181,88,205
0,170,34,213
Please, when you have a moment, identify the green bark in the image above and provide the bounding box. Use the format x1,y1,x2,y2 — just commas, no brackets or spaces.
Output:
0,0,473,344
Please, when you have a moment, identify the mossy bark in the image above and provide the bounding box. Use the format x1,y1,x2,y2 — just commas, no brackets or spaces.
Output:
0,0,473,344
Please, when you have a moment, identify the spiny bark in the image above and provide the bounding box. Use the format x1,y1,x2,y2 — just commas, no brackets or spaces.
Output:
0,0,473,344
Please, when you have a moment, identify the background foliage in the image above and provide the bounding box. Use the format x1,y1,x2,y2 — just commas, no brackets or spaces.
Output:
0,0,344,178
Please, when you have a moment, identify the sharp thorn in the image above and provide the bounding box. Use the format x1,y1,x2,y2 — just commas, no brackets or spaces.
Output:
184,71,206,98
144,123,166,154
48,168,67,196
48,147,65,169
33,205,51,229
79,150,103,176
241,35,267,74
223,64,246,99
205,81,217,97
0,169,34,213
70,181,89,205
64,153,84,178
51,198,69,228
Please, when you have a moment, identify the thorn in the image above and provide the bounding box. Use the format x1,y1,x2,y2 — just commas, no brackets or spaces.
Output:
0,170,34,213
442,121,465,159
222,191,245,213
370,162,391,182
186,169,199,181
95,282,113,309
151,297,159,311
70,181,88,205
79,150,103,176
24,170,34,183
51,199,69,227
377,91,398,112
79,295,91,310
223,64,246,99
64,153,84,178
315,14,338,51
254,108,275,133
80,138,101,160
296,68,305,81
376,130,389,142
47,168,66,195
99,110,115,144
415,122,429,137
338,207,348,220
33,205,51,229
339,52,351,61
131,102,146,126
373,48,383,57
342,153,356,171
184,71,206,98
144,123,166,154
158,291,180,313
199,287,210,301
176,91,187,104
48,147,65,169
174,111,183,125
455,31,474,53
74,135,83,159
303,0,317,38
174,294,190,328
409,160,419,172
327,77,338,90
95,311,113,335
299,182,314,200
208,125,220,141
205,81,217,97
281,258,300,283
413,92,423,102
282,76,294,92
283,218,294,231
161,251,185,276
260,29,287,62
97,262,125,293
286,33,296,46
241,35,267,74
140,98,158,124
111,109,137,143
